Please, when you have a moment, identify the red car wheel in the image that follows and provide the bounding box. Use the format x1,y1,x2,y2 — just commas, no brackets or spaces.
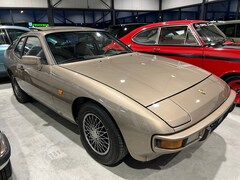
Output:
226,76,240,104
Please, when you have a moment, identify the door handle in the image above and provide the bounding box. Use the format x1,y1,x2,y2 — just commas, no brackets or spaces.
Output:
153,48,160,52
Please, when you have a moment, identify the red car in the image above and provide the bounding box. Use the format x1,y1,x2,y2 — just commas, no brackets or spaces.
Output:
121,20,240,104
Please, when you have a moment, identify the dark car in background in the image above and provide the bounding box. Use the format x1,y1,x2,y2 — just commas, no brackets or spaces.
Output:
0,26,30,77
215,20,240,42
107,23,146,38
0,131,11,180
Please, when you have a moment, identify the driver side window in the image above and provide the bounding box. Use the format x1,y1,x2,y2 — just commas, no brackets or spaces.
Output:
23,37,47,64
14,37,26,58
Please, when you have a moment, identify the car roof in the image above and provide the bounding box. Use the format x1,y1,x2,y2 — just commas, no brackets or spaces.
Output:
30,26,92,31
27,26,105,36
139,20,206,29
0,25,30,31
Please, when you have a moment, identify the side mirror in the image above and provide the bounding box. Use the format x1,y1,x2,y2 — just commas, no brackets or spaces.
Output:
21,56,41,65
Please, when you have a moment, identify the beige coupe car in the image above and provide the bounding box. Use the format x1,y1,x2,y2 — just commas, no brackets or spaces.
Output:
4,27,236,166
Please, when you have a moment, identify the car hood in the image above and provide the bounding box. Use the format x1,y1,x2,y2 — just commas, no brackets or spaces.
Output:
60,53,211,106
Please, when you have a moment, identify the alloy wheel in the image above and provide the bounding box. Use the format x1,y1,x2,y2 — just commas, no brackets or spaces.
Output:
83,113,110,156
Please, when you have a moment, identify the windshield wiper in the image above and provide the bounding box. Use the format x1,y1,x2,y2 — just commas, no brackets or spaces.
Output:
116,51,130,55
104,50,130,57
59,56,85,64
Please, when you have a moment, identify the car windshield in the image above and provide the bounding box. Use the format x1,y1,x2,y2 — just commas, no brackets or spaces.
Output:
45,31,132,64
193,23,226,44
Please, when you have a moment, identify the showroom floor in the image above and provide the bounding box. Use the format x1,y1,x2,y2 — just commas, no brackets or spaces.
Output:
1,78,240,180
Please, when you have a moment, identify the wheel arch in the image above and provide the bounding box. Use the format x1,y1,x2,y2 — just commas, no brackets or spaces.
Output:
221,72,240,81
72,97,126,145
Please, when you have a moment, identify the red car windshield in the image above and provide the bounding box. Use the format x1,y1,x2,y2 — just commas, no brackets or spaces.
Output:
193,23,226,44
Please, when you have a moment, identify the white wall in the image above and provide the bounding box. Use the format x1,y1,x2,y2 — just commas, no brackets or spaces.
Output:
0,0,158,10
161,0,226,10
115,0,159,10
162,0,202,10
0,0,111,9
0,0,47,7
53,0,111,9
0,0,226,10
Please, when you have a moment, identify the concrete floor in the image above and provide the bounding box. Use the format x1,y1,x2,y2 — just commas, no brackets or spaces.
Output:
0,78,240,180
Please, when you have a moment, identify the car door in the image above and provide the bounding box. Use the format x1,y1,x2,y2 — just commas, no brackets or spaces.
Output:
14,36,55,108
132,25,204,68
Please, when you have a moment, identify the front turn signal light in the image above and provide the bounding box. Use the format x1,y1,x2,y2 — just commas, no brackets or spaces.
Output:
157,139,183,149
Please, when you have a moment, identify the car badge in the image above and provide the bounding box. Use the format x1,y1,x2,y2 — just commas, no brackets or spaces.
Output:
198,89,206,95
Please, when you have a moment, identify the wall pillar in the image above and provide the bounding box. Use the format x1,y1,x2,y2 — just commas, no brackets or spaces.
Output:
200,0,206,20
47,0,54,26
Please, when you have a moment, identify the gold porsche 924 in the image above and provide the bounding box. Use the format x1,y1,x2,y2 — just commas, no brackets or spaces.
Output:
4,27,236,166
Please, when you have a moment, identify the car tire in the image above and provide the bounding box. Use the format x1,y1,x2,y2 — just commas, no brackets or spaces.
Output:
0,161,12,180
78,102,127,166
10,75,31,103
225,75,240,104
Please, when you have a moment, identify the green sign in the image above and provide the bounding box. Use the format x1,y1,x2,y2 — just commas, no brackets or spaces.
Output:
28,22,49,27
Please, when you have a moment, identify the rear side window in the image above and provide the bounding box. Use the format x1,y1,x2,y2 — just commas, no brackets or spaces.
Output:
6,29,28,43
132,28,159,44
14,37,26,58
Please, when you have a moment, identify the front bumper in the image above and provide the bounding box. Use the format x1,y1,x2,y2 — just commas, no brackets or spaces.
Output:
0,132,11,170
152,90,236,154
